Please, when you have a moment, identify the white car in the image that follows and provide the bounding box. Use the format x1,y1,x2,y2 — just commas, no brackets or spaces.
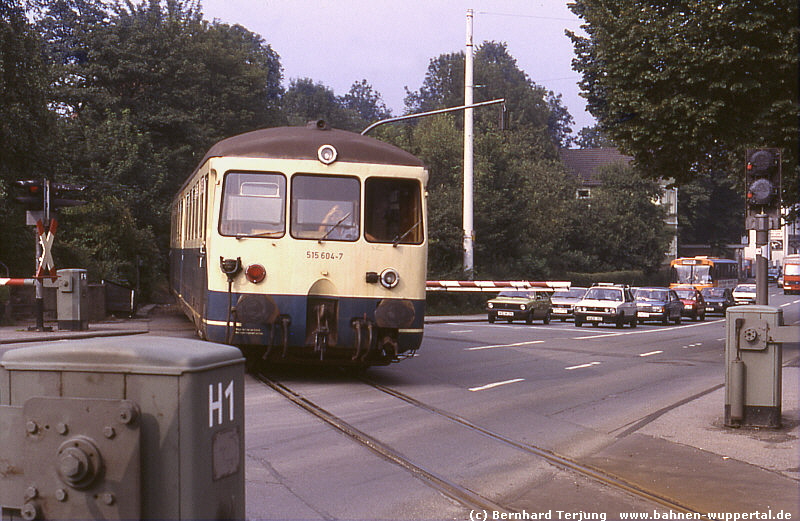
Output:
574,283,638,328
732,284,757,305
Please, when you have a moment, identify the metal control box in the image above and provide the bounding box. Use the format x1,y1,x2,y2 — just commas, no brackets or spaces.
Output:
56,269,89,331
0,336,246,520
724,305,783,428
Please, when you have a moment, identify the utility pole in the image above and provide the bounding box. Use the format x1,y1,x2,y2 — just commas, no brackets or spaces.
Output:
463,8,475,280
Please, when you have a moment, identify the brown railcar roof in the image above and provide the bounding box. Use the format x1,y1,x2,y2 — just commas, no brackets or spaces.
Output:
199,123,424,168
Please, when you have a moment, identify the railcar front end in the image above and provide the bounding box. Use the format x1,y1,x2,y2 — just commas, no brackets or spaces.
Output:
170,123,428,366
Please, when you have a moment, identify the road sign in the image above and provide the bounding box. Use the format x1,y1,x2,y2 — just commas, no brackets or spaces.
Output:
35,218,58,280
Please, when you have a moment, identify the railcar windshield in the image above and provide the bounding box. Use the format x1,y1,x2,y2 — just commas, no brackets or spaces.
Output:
219,172,286,237
364,178,423,244
291,174,360,241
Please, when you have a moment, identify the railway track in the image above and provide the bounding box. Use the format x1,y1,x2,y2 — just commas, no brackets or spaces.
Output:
254,370,708,518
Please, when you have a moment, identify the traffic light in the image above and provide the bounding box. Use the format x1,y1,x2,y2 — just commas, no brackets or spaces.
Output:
12,179,86,212
745,148,781,230
51,182,87,209
12,179,45,210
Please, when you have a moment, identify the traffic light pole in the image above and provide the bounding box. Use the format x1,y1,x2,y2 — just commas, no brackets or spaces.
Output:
31,179,51,332
754,214,770,305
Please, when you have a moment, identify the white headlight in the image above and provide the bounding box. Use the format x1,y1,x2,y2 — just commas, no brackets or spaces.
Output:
317,144,337,164
380,268,399,289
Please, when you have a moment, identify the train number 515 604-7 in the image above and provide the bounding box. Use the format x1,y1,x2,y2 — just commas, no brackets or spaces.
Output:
306,251,344,260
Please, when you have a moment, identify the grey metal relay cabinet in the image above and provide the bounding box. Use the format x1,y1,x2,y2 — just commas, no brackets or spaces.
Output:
55,269,89,331
0,336,246,520
725,305,797,428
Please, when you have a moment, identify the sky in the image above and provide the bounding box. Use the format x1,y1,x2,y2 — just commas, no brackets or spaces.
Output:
198,0,595,133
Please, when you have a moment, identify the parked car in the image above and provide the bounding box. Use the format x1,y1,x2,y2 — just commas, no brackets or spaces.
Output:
487,290,552,324
700,287,734,315
633,287,683,325
732,283,757,305
768,267,780,283
574,283,638,328
673,286,706,321
550,287,587,321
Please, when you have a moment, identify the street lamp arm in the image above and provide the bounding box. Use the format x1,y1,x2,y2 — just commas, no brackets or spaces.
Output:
360,99,505,135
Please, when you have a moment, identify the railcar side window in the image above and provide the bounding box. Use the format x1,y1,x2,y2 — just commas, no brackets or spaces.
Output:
364,178,423,244
220,172,286,237
291,174,360,241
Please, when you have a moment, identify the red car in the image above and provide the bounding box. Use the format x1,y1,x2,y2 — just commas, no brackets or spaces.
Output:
673,286,706,321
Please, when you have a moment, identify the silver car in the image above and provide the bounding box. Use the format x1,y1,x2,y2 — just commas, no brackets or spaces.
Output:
550,287,587,321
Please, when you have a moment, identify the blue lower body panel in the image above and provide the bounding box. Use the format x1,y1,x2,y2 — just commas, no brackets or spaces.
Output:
205,290,424,365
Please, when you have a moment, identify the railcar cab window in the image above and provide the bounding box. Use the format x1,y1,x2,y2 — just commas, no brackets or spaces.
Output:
220,172,286,237
291,174,360,241
365,178,423,245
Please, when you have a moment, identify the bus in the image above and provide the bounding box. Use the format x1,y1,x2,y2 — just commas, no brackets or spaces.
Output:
783,255,800,294
669,257,739,289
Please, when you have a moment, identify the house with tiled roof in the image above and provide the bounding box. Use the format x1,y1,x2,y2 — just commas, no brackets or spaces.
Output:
559,147,679,260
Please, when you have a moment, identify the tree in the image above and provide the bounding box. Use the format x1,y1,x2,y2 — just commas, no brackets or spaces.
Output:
341,79,392,124
402,43,672,279
567,0,799,207
404,51,465,115
33,0,285,294
546,92,575,149
283,78,348,128
405,42,573,150
405,116,464,278
0,0,56,276
574,124,616,149
576,162,671,273
677,170,743,248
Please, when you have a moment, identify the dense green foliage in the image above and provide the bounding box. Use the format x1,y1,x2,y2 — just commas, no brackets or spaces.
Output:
0,0,57,276
567,0,799,208
402,42,669,279
0,0,673,299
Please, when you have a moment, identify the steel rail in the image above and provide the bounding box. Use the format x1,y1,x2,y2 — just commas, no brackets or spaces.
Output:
255,373,512,515
361,377,708,519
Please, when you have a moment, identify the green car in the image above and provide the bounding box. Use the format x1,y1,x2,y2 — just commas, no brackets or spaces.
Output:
487,290,552,324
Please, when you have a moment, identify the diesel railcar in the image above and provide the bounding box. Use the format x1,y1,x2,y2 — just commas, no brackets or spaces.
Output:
170,121,428,366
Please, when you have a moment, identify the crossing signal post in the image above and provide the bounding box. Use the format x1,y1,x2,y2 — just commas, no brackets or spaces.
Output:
12,178,86,330
745,148,782,305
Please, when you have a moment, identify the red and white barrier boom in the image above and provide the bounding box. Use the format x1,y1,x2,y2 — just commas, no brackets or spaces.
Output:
426,280,570,292
0,278,37,286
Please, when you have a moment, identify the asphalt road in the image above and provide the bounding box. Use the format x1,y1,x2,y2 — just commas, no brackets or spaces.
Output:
243,288,799,520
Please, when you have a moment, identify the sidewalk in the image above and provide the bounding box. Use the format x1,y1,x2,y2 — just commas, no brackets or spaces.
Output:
1,310,798,516
0,304,193,346
581,363,799,515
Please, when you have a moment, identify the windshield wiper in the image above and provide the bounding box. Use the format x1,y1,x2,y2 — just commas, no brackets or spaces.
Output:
392,219,422,247
319,212,352,242
235,230,284,239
